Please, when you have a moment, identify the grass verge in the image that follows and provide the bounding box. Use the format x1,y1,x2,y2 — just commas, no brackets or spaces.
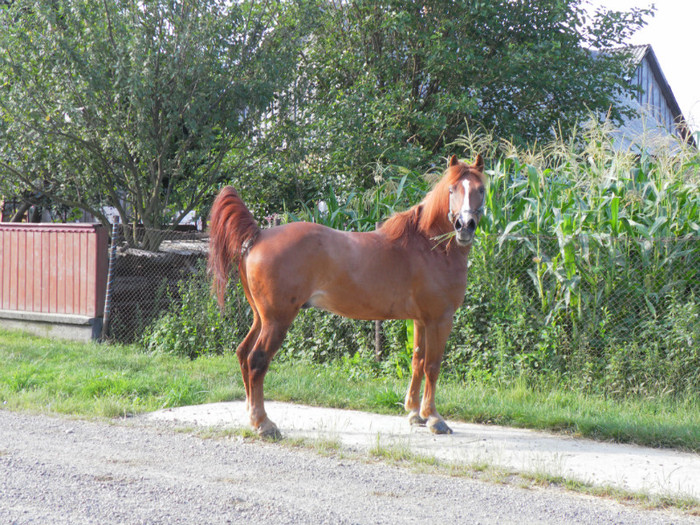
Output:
0,329,698,453
0,329,243,417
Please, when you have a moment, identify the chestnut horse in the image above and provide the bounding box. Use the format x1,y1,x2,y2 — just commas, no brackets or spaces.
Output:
209,155,486,437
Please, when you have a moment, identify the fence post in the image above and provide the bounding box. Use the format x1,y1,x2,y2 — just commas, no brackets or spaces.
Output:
101,217,120,341
374,319,384,362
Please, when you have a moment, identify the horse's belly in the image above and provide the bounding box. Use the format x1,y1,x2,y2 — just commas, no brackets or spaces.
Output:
307,283,417,321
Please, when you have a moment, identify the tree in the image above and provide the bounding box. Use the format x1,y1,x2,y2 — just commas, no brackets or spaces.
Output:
0,1,656,230
0,0,292,248
274,0,654,192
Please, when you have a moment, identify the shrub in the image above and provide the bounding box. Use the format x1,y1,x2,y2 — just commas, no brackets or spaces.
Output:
141,263,250,359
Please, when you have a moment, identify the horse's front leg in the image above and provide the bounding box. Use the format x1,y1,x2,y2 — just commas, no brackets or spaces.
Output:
404,320,427,426
420,317,454,434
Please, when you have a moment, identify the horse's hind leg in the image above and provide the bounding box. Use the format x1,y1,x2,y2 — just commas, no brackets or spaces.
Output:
247,319,292,438
404,320,427,426
237,275,260,413
236,314,260,413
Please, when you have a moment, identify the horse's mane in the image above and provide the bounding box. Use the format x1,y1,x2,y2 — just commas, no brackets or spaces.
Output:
379,160,482,250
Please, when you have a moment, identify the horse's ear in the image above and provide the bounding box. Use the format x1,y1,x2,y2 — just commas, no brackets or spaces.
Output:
448,155,459,167
472,154,484,172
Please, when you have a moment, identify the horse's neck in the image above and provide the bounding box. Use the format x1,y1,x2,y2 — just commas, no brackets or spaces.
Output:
445,241,471,264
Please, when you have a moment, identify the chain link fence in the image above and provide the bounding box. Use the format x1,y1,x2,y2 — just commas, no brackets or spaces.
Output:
105,225,210,343
103,224,699,395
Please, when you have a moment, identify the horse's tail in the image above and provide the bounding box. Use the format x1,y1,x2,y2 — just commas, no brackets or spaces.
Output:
208,186,260,308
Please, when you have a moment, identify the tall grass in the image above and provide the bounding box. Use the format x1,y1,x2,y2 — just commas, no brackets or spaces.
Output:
447,124,699,396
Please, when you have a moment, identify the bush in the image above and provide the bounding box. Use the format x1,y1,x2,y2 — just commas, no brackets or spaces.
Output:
601,293,700,397
141,263,251,359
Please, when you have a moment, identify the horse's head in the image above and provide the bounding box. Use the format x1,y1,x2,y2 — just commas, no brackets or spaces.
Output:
446,154,485,246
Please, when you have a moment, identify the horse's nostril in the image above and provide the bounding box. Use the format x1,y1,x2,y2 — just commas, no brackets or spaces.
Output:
466,219,476,233
454,218,463,231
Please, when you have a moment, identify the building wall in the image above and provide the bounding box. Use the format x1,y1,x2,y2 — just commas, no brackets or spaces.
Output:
634,57,681,139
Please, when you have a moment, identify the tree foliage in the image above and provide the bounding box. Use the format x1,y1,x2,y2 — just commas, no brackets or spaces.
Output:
0,0,292,247
272,0,654,193
0,0,655,231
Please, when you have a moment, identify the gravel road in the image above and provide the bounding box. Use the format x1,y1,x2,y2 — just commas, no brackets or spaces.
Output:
0,410,696,525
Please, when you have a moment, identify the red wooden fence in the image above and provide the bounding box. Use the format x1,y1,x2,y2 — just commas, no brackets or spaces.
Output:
0,223,108,318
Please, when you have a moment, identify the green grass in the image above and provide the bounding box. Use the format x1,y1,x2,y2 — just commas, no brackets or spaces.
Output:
1,329,698,452
0,329,243,417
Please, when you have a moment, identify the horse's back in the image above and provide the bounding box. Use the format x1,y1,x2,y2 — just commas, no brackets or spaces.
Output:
245,222,402,284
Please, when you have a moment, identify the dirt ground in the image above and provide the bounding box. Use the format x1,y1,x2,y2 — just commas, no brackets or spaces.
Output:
2,408,699,524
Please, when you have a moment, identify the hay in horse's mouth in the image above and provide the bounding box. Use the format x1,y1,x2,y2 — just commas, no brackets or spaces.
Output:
430,231,456,249
430,230,474,248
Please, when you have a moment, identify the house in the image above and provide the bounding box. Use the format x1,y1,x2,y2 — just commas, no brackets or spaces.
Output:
614,44,696,151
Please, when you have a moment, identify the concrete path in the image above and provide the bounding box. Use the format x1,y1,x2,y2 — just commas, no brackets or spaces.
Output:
145,401,700,500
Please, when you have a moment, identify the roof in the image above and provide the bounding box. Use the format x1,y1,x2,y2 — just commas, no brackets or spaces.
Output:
623,44,648,65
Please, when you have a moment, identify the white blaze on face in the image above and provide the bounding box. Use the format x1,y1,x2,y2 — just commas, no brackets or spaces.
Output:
460,180,483,218
449,178,483,244
460,180,473,216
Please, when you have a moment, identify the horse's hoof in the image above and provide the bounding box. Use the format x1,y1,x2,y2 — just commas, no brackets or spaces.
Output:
259,428,282,440
428,418,453,435
408,411,427,427
256,419,282,440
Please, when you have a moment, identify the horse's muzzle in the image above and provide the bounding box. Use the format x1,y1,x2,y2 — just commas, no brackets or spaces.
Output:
454,213,478,245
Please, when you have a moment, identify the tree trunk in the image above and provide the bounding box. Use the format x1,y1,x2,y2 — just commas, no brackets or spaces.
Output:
10,201,32,222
